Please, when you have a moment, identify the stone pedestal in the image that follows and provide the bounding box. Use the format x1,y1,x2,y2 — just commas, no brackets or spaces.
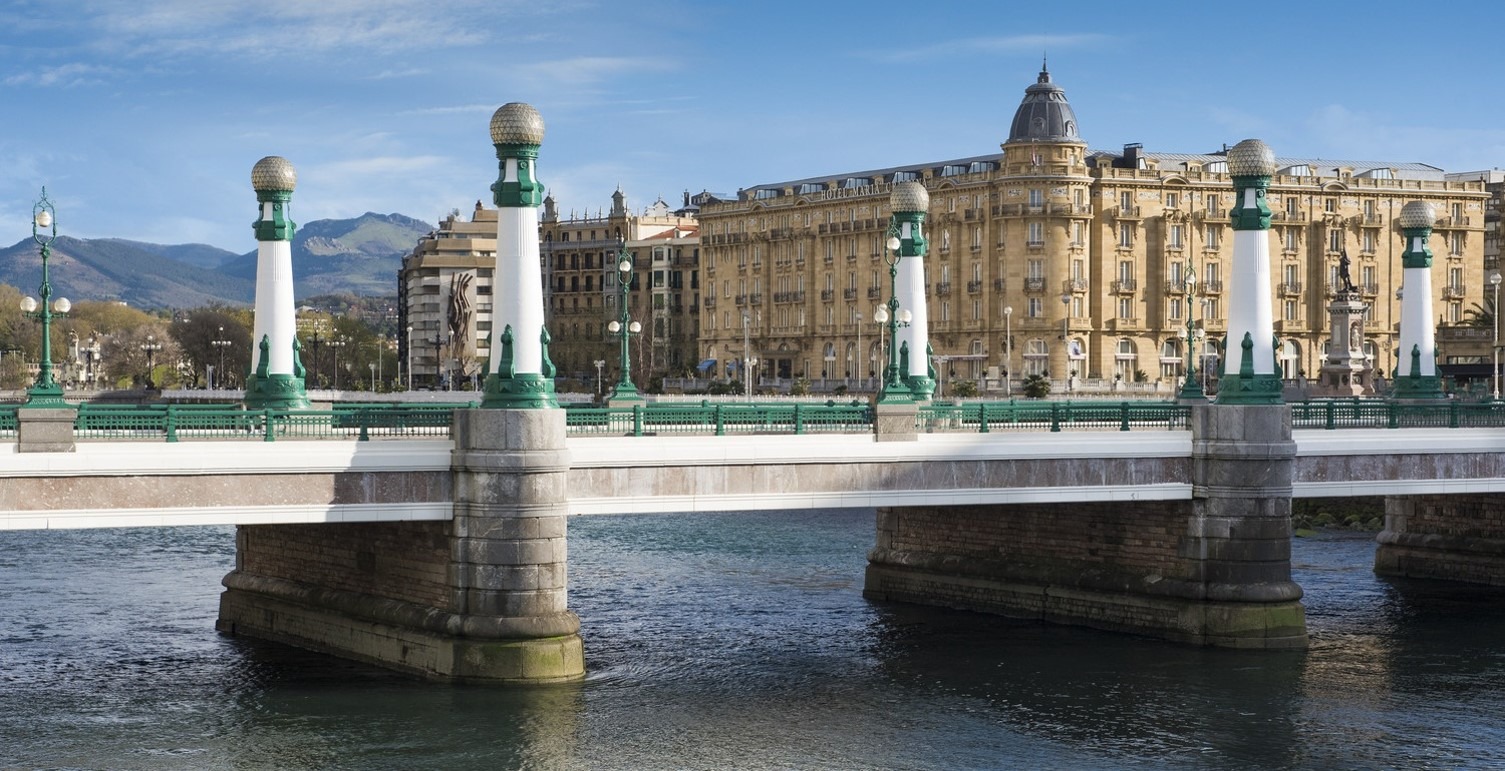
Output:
218,408,584,683
17,407,76,453
873,402,918,442
1316,294,1371,396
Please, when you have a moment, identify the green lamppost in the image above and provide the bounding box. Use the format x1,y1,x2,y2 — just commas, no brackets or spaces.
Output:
873,222,911,403
1178,263,1207,401
21,188,70,406
1216,138,1283,405
606,245,643,404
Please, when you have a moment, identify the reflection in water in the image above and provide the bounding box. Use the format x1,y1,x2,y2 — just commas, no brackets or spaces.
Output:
1,515,1504,769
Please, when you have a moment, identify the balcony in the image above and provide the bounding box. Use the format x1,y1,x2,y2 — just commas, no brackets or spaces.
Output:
704,297,716,309
993,278,1006,292
1113,205,1142,220
1110,278,1138,294
735,294,747,306
843,288,857,300
1105,317,1140,331
868,287,882,299
1024,278,1046,293
1270,211,1309,223
1443,285,1467,300
1200,280,1223,294
750,293,763,305
1063,278,1088,293
1277,282,1302,296
1435,216,1472,229
820,289,834,302
935,282,953,296
1164,280,1187,295
967,279,984,294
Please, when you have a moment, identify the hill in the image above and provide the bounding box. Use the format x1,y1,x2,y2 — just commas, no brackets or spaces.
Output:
0,212,433,309
220,212,433,297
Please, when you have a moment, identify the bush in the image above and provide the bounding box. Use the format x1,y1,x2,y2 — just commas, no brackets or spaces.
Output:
952,379,979,398
791,377,811,396
1022,374,1052,398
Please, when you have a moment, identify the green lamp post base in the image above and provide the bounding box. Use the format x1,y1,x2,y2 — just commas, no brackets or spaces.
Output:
481,372,559,409
244,374,311,410
1390,374,1444,402
1177,375,1208,402
24,382,67,407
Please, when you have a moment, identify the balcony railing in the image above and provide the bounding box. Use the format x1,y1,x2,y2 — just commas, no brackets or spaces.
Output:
1111,279,1138,293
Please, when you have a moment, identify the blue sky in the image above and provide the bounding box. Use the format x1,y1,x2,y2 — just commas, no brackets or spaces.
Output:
3,0,1504,253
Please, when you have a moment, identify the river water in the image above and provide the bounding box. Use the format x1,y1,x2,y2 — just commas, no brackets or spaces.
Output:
3,509,1505,770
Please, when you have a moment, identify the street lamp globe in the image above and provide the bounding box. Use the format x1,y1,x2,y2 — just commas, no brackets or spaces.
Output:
34,210,52,229
629,321,642,334
19,297,36,313
53,298,70,313
608,320,621,334
886,235,900,252
874,306,889,324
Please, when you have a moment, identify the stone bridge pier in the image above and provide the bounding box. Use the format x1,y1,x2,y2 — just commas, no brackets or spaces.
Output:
217,409,584,682
865,403,1308,649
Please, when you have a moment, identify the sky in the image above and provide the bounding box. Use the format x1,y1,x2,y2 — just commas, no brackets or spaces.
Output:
3,0,1505,254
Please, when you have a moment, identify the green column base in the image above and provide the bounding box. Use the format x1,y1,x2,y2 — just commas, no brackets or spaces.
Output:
243,374,310,410
605,381,644,406
1390,374,1444,401
482,372,559,409
906,375,936,402
1214,372,1284,404
24,382,67,407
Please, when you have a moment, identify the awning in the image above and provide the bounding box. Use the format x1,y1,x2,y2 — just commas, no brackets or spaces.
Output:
696,358,717,372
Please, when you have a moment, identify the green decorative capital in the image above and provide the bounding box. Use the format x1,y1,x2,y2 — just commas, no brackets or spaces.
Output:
244,373,311,410
894,210,928,257
253,190,296,241
1229,176,1272,231
491,143,545,208
1401,227,1434,269
481,324,559,409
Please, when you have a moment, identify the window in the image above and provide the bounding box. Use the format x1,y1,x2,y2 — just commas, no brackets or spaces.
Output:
1361,265,1375,290
1071,221,1084,246
1118,260,1134,282
1329,229,1341,252
1451,232,1466,255
1120,191,1132,210
1166,192,1179,209
1362,231,1375,253
971,226,982,250
1117,297,1133,319
1450,266,1464,290
1205,226,1220,249
1206,194,1220,214
1286,228,1299,252
1283,264,1299,286
1027,298,1043,317
1325,198,1337,213
1169,224,1183,249
1028,222,1044,246
1453,202,1463,222
1028,189,1044,207
1170,299,1183,320
1284,299,1298,321
1071,259,1085,280
1287,197,1299,216
1118,223,1133,248
1027,259,1044,280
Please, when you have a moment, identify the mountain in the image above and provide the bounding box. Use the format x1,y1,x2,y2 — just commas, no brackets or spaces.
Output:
0,236,256,308
0,212,434,309
107,240,242,270
220,212,434,298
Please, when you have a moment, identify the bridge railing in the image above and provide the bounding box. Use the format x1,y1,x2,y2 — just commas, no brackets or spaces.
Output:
69,403,465,442
564,402,874,437
917,400,1192,433
1291,398,1505,429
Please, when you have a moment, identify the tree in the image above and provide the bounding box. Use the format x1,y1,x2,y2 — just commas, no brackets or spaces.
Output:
1023,374,1052,398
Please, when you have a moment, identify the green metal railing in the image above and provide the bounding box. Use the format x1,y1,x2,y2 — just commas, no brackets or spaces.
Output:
70,402,466,442
564,401,874,437
916,400,1191,433
1290,398,1505,429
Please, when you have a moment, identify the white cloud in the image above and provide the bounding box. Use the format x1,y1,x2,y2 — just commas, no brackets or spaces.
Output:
1301,104,1505,169
517,56,676,86
4,62,119,88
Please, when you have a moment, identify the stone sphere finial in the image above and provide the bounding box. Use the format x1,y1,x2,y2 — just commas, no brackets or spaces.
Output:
890,181,930,213
251,156,297,192
1227,139,1277,177
490,102,545,145
1397,200,1437,230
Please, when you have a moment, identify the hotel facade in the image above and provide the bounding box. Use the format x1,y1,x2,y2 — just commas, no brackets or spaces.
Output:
695,66,1490,392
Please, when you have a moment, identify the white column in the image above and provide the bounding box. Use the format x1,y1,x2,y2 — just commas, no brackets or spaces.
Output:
896,220,930,379
1228,218,1276,375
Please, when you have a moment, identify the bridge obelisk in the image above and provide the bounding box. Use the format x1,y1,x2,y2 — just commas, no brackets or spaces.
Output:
1391,201,1444,400
243,156,310,410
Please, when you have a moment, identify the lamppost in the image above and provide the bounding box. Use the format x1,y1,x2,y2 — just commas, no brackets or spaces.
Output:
21,188,70,405
874,221,911,403
140,335,163,389
594,359,605,398
329,335,347,390
742,312,754,400
212,326,232,390
405,324,414,391
1492,271,1502,400
606,246,642,402
1060,292,1072,391
1179,263,1206,401
1004,305,1013,395
369,362,377,391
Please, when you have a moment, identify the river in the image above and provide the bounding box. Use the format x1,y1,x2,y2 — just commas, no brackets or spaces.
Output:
3,509,1505,769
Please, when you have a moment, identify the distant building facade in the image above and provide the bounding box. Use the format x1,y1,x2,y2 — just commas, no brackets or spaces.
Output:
695,65,1490,392
397,193,701,391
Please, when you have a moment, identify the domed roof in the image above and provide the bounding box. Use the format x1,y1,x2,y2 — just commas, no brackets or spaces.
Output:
1227,139,1277,177
1398,201,1436,230
1007,64,1081,144
490,102,545,145
891,181,930,213
251,156,296,192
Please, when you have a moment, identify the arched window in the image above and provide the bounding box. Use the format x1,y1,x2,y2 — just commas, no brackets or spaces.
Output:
1160,339,1182,380
1115,339,1138,381
1281,340,1302,379
1024,338,1049,376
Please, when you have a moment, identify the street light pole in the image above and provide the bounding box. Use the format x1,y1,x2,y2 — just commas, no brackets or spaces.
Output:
1004,305,1013,395
742,312,752,400
1179,263,1206,401
329,335,347,390
140,335,163,389
405,324,414,391
212,326,232,390
606,244,642,403
1493,271,1502,400
1060,293,1071,391
22,188,70,405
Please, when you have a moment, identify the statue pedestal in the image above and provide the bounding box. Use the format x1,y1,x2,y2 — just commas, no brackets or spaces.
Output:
1316,292,1372,397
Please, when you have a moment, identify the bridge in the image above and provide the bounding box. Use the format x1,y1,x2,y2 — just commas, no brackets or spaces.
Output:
1,399,1502,683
